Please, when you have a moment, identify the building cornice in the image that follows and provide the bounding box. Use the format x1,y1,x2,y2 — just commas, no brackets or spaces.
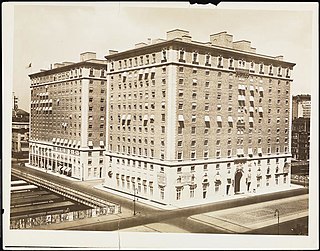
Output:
105,39,296,68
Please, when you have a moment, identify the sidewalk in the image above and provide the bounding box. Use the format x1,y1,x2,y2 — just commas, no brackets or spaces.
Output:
189,194,308,233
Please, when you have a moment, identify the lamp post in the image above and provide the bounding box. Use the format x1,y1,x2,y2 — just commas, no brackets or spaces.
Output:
274,209,280,235
133,187,138,216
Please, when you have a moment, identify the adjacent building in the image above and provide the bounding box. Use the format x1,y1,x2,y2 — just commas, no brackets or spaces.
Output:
12,94,29,160
102,29,295,207
291,117,310,161
292,94,311,120
28,52,108,180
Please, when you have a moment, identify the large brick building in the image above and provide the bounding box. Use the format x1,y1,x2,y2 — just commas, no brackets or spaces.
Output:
103,29,295,207
28,52,108,180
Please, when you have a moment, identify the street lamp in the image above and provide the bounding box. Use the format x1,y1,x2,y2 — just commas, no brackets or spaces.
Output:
133,187,138,216
274,209,280,235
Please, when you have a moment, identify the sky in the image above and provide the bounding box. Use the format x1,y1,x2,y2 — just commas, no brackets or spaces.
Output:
9,2,317,112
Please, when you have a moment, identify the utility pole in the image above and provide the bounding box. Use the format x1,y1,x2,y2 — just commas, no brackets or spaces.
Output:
274,209,280,235
133,187,138,216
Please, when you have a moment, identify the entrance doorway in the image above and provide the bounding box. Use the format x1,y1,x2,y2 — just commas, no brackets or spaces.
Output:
234,171,243,194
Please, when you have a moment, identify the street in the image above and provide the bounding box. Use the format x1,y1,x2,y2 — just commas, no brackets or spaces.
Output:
10,163,309,234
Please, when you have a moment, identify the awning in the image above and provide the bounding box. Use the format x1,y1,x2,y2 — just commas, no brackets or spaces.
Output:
258,107,263,113
68,140,73,145
204,115,210,122
150,115,155,120
249,107,254,113
249,96,254,102
178,115,184,122
193,79,197,83
63,139,68,145
77,141,81,147
121,115,126,120
143,114,149,120
249,117,254,123
249,86,255,91
48,107,52,111
88,141,93,147
192,115,196,120
100,141,104,146
144,68,150,74
73,140,77,146
214,174,221,182
248,148,253,156
258,148,263,154
66,167,72,173
122,72,127,77
49,99,52,102
61,166,68,172
178,90,183,94
217,116,222,122
52,138,56,143
237,148,244,156
145,103,148,107
228,116,233,123
126,114,131,120
56,138,60,144
259,87,264,92
192,68,197,72
150,67,156,73
139,69,144,75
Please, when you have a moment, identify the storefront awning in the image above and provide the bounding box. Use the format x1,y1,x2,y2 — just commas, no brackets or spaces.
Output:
178,115,184,122
126,114,131,120
122,115,126,120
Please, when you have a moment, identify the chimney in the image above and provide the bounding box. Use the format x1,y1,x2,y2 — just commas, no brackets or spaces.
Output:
80,52,96,62
210,32,233,48
166,29,190,40
108,50,118,55
147,38,152,44
233,40,252,52
275,55,284,61
135,42,148,49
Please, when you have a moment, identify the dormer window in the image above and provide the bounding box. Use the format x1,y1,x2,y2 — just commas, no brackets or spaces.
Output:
217,56,223,68
259,63,264,74
229,58,234,69
269,65,273,75
161,49,167,62
179,49,185,62
205,54,211,66
250,61,255,72
286,68,290,78
277,67,282,76
192,51,199,64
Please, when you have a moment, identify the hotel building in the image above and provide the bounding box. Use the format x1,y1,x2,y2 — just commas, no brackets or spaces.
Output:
103,29,295,207
28,52,108,180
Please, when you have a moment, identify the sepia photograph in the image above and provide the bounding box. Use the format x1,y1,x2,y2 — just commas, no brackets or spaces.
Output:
2,2,319,250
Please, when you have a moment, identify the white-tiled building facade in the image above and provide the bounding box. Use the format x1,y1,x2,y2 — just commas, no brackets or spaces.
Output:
28,52,108,180
103,29,295,207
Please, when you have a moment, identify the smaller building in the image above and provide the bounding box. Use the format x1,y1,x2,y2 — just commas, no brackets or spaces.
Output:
292,94,311,120
291,117,310,161
12,109,30,160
